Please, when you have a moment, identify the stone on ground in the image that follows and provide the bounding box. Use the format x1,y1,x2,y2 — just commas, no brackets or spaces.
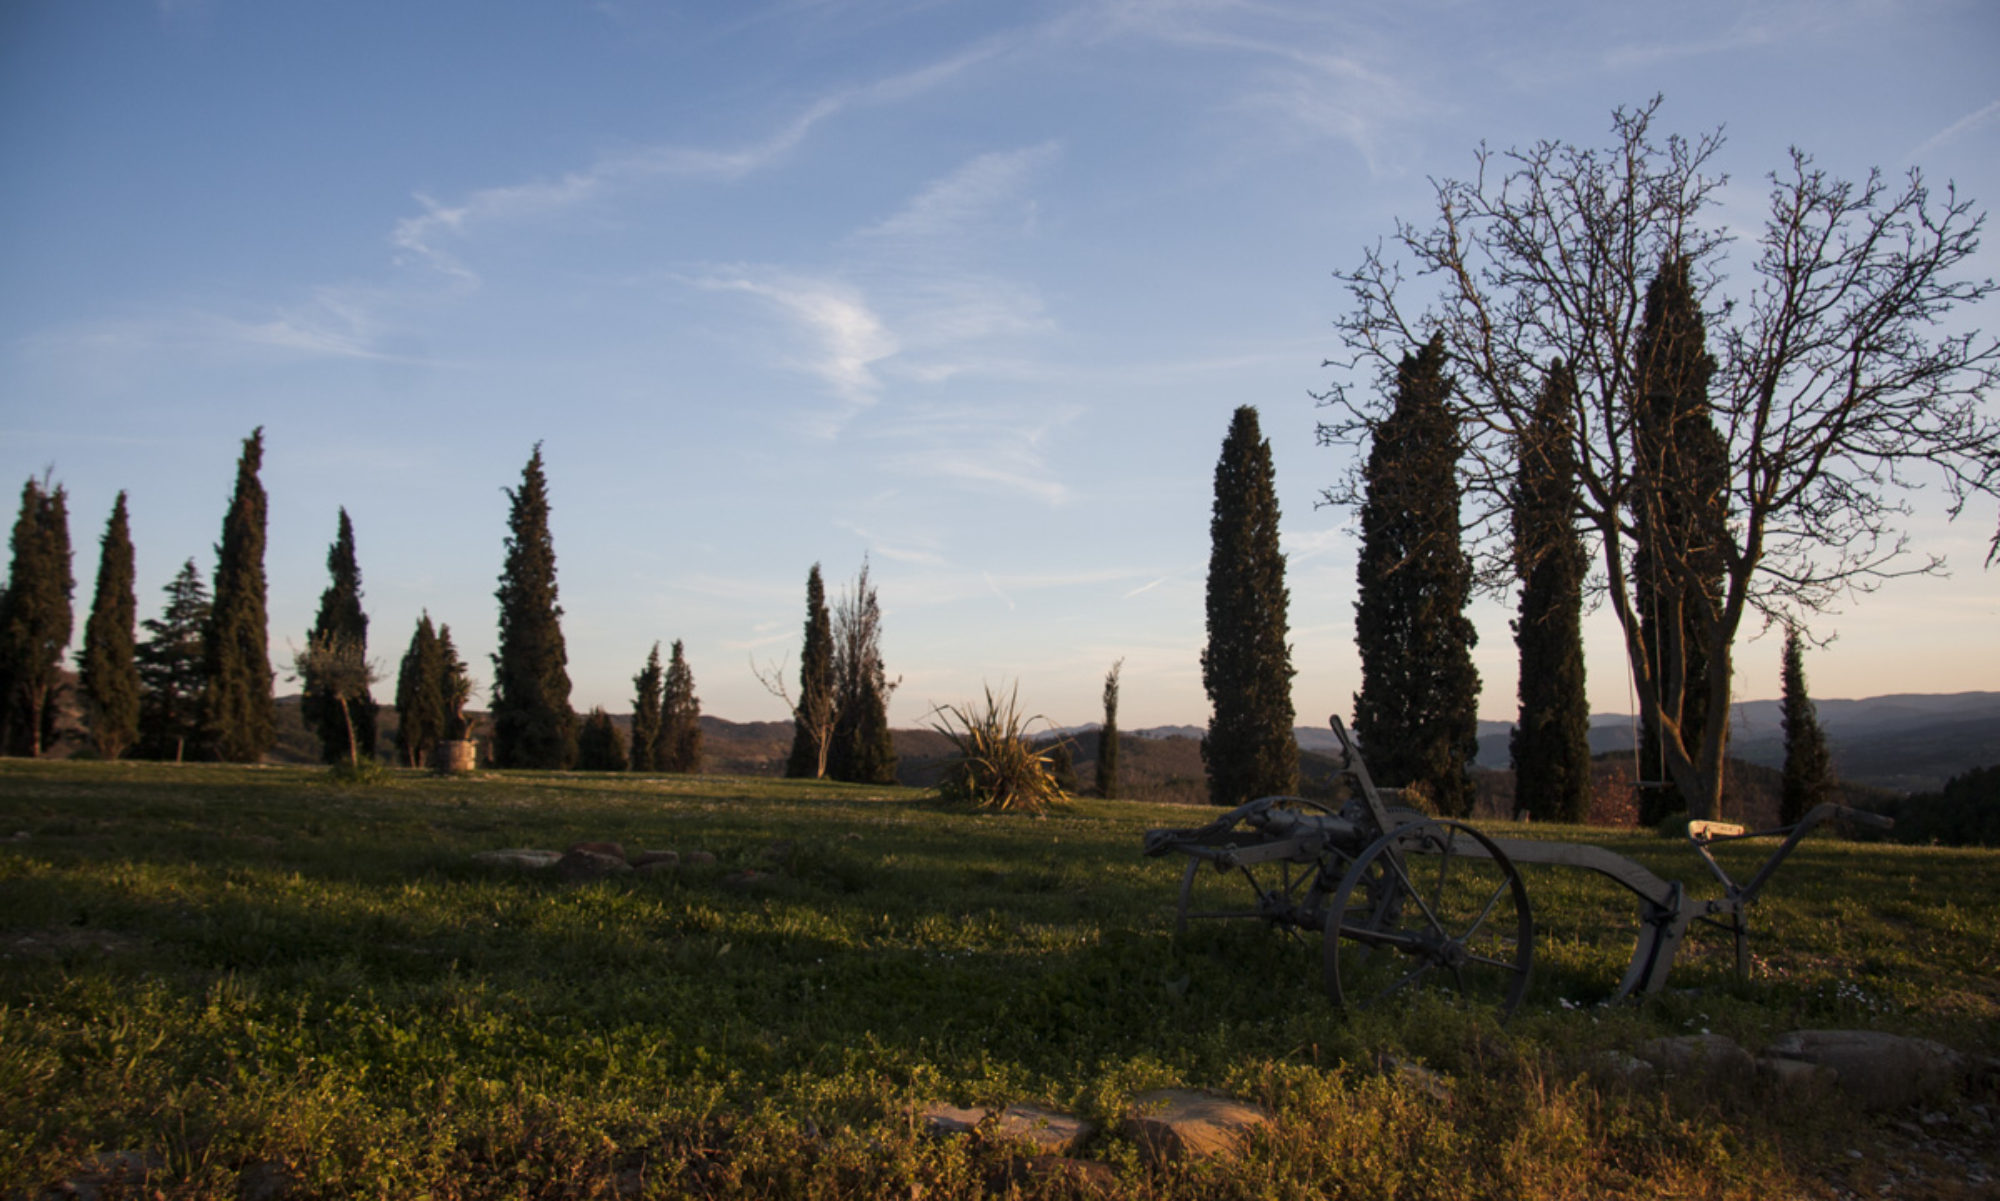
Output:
1635,1034,1756,1082
1122,1089,1272,1165
470,849,561,869
1762,1030,1966,1110
990,1105,1094,1156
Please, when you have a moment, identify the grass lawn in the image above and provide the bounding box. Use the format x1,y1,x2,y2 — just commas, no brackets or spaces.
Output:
2,759,1995,1198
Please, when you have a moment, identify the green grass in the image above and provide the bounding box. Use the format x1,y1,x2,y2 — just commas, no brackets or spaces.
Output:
2,760,1994,1198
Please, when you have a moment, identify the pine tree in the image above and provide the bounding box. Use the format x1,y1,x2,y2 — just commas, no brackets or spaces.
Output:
1096,658,1123,799
394,613,446,767
1202,406,1299,807
827,561,897,784
1632,256,1728,825
1779,626,1836,826
490,444,575,769
629,642,664,773
1509,363,1592,822
659,639,703,774
576,706,628,772
77,492,140,760
1353,335,1481,817
0,474,74,757
135,560,209,762
303,509,376,764
784,564,836,779
201,428,275,762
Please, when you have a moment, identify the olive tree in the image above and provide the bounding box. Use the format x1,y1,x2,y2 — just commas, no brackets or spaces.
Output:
1319,98,2000,822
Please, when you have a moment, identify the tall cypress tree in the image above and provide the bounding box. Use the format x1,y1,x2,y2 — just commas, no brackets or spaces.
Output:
304,509,376,764
1510,362,1592,822
1202,405,1298,807
1096,658,1123,799
1353,335,1481,817
490,444,576,769
394,613,445,767
135,560,209,762
201,428,275,762
784,564,836,779
78,492,140,760
827,561,896,784
1779,626,1836,826
0,474,74,757
1632,256,1727,825
659,639,703,774
630,642,664,773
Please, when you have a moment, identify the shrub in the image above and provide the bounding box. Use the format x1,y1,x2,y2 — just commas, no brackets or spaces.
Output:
929,684,1067,814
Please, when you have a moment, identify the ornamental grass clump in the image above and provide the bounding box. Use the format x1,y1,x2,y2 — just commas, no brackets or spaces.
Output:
930,683,1069,814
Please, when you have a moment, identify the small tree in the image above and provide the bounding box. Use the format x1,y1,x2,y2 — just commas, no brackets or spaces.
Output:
393,614,446,768
827,560,897,784
135,559,209,762
437,624,475,740
201,428,275,763
0,473,74,757
1779,626,1837,826
78,492,139,760
576,706,628,772
784,564,836,779
630,642,663,773
303,509,377,764
1510,364,1592,822
659,639,703,774
290,631,380,769
1322,99,2000,821
1096,658,1123,799
1349,336,1482,817
490,444,576,769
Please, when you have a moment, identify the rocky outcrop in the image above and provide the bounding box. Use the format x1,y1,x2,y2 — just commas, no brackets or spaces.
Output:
1122,1089,1273,1166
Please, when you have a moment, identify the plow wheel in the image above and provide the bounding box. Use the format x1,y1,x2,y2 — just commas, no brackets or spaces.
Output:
1175,797,1346,941
1323,819,1534,1017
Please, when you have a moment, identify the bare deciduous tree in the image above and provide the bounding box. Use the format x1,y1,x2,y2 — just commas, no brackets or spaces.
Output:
1319,98,2000,821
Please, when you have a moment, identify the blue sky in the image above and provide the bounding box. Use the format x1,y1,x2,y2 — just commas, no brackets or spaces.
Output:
3,0,1996,732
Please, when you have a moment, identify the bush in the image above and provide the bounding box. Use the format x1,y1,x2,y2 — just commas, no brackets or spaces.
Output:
1884,764,2000,847
929,684,1067,815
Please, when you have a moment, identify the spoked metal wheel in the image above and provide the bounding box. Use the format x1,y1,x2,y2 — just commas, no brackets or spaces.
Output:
1322,819,1534,1017
1175,797,1347,942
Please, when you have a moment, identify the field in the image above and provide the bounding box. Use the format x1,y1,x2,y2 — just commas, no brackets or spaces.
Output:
3,761,1996,1199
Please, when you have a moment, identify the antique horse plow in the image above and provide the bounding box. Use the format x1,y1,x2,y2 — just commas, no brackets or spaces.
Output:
1142,717,1891,1016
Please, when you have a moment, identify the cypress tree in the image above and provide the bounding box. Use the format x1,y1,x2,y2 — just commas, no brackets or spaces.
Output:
437,624,474,739
659,639,703,774
201,428,275,762
0,474,74,757
1353,335,1481,817
784,564,836,779
630,642,664,773
1510,362,1592,822
135,560,209,762
490,444,576,769
304,509,376,764
1632,256,1727,825
1779,626,1836,826
1202,405,1299,807
576,706,628,772
827,561,897,784
77,492,140,760
1096,658,1123,799
394,613,445,767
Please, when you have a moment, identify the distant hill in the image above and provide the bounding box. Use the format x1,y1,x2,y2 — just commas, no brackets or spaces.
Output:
247,690,1996,798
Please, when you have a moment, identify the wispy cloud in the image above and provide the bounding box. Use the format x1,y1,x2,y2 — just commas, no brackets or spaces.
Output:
697,270,899,427
389,45,1001,289
1907,98,2000,163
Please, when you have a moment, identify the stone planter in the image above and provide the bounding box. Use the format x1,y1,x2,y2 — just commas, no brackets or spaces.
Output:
432,740,478,774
